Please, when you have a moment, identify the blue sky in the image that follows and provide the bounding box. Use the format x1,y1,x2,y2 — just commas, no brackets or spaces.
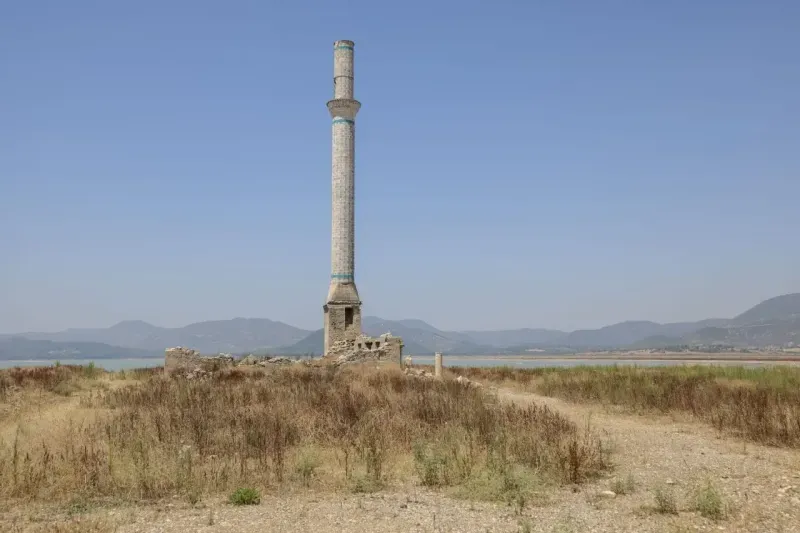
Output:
2,0,798,333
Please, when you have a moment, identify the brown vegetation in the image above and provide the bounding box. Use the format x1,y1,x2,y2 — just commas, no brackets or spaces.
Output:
449,365,800,447
0,365,607,504
0,365,97,401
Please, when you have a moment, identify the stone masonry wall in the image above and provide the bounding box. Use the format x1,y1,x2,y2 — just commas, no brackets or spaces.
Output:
327,333,404,365
164,347,234,375
328,40,360,289
324,303,362,356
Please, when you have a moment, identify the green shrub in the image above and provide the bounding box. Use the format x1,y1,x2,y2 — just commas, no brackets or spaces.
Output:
349,473,383,494
229,487,260,505
611,473,636,495
454,464,543,507
412,436,474,488
83,362,97,379
654,486,678,514
694,481,725,520
294,447,321,487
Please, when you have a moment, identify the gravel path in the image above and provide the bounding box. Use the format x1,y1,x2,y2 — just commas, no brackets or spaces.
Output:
7,387,800,532
498,389,800,532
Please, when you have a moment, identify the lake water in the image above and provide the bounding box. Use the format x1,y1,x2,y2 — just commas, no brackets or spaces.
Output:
410,356,781,368
0,358,164,371
0,356,790,371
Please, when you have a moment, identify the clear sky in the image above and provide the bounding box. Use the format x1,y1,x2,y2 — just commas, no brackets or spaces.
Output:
2,0,798,333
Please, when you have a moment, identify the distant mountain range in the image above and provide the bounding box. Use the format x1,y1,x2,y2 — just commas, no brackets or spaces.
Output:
2,293,799,359
0,337,159,361
3,318,308,356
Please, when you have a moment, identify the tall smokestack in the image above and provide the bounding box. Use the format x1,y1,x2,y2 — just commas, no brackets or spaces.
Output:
323,40,362,356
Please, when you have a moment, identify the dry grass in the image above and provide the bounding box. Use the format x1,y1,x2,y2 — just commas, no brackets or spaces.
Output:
0,364,607,505
449,365,800,447
3,516,119,533
0,365,100,402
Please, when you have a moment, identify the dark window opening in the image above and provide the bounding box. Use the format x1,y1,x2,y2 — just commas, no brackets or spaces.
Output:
365,342,373,349
345,307,354,327
375,342,381,348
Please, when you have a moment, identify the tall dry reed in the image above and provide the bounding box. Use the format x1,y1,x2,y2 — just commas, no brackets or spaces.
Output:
0,365,606,502
451,365,800,447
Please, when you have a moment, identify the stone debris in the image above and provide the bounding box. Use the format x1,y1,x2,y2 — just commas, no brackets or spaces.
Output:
237,354,295,366
455,375,482,387
257,356,294,366
404,367,435,379
165,346,200,358
237,354,259,365
402,368,482,387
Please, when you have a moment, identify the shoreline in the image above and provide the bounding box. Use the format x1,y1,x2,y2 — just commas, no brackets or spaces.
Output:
412,352,800,363
0,356,163,363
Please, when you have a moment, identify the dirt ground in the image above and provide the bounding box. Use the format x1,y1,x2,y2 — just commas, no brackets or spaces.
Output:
2,384,800,532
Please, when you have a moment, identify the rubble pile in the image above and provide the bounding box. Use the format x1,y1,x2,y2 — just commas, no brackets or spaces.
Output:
236,354,296,366
454,375,481,388
402,366,482,388
403,367,435,379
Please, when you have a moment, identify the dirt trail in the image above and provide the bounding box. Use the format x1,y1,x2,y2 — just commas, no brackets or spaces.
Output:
6,385,800,532
497,388,800,532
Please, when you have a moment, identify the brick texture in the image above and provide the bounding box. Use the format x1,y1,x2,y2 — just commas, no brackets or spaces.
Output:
324,40,362,355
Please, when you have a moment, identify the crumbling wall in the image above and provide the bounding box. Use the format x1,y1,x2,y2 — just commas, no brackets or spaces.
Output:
164,347,234,375
324,303,362,355
327,333,404,366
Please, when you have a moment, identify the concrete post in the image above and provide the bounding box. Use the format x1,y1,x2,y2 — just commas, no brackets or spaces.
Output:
434,352,443,380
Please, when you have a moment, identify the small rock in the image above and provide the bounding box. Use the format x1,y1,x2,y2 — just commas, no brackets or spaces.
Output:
599,490,616,499
665,479,676,485
399,503,407,509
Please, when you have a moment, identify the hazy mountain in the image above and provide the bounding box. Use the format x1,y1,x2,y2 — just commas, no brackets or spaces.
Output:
684,318,800,347
275,329,325,355
361,317,488,354
561,321,666,348
627,335,685,349
730,293,800,326
457,296,797,350
461,328,567,347
7,318,311,354
8,320,163,347
5,292,800,356
656,319,730,337
0,337,159,361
